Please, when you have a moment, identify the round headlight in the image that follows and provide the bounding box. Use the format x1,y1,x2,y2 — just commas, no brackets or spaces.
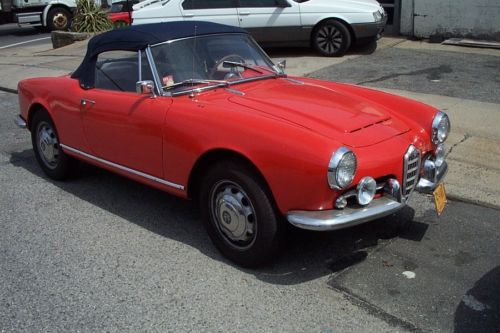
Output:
357,176,376,206
431,112,450,144
328,147,357,189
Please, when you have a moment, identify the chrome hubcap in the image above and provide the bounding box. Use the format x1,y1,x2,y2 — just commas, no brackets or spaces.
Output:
211,181,256,249
37,122,59,169
53,13,68,29
317,26,342,54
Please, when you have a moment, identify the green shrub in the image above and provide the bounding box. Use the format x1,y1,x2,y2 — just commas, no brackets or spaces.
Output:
72,0,113,33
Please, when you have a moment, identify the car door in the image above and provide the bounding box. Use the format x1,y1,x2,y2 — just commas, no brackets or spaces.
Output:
180,0,239,26
237,0,302,43
79,50,171,179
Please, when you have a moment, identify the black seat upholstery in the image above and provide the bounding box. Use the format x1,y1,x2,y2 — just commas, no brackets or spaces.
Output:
95,59,138,92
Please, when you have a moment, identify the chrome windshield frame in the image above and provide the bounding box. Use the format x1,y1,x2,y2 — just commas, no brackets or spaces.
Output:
147,33,283,97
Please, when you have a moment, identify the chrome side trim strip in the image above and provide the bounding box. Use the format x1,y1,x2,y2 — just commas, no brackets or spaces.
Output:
286,196,404,232
60,144,185,191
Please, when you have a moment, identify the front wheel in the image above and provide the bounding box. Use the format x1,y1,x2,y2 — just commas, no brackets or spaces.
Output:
200,162,283,267
47,8,71,31
312,20,352,57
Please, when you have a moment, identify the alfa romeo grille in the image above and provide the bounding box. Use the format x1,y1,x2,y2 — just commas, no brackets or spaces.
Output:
403,145,421,199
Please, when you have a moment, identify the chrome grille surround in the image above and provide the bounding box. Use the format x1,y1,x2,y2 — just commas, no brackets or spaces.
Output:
403,145,421,200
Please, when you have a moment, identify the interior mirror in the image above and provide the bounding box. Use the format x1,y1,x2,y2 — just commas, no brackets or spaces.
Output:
276,0,291,8
136,80,156,97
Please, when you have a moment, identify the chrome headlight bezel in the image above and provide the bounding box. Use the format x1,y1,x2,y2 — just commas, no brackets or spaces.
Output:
328,147,357,190
373,10,383,22
431,111,450,144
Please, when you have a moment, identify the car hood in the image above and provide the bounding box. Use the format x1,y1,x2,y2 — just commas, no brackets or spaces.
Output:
227,79,409,148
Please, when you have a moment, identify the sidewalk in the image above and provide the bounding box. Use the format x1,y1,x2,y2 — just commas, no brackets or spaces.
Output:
1,37,499,208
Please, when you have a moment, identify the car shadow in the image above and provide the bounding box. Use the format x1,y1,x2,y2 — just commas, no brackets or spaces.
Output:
11,149,426,285
264,40,378,58
453,266,500,333
0,26,45,37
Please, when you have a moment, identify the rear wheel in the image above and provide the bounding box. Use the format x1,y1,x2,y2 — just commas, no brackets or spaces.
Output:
47,8,71,31
31,110,74,180
200,161,283,267
312,20,351,57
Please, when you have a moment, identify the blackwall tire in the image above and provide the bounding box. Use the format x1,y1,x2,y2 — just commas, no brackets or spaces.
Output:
31,110,74,180
312,20,352,57
200,161,283,268
47,8,71,31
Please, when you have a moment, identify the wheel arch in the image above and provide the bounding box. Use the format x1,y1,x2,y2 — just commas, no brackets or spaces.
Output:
27,102,51,131
311,17,356,44
187,148,275,204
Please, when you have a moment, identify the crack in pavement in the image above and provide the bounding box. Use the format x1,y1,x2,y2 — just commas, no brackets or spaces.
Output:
356,65,453,85
446,133,472,158
328,283,423,333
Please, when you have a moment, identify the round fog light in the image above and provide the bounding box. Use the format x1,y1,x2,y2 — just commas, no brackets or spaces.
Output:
357,177,376,206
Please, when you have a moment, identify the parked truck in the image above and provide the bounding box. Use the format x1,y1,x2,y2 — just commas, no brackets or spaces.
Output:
0,0,103,31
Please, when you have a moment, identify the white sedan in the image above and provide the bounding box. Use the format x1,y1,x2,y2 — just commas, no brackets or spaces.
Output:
132,0,387,57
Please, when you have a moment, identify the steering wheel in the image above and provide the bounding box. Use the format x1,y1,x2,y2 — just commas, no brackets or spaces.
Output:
209,54,246,79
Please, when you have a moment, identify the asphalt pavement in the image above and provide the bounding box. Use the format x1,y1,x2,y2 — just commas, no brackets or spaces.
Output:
0,24,50,49
1,28,500,332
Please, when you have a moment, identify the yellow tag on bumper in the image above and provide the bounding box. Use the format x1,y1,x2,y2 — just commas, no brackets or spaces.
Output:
433,182,447,216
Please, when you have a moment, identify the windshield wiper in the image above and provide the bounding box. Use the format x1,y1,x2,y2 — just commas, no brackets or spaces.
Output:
163,78,228,90
222,61,264,74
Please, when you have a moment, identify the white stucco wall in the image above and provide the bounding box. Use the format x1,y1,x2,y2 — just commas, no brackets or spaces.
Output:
400,0,500,41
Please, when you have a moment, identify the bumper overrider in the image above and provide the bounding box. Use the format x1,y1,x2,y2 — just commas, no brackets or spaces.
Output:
14,115,27,129
286,160,448,232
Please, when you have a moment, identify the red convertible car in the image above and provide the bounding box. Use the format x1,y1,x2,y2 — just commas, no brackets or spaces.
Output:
16,22,450,267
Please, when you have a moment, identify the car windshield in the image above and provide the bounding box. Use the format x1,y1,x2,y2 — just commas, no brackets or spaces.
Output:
150,34,280,95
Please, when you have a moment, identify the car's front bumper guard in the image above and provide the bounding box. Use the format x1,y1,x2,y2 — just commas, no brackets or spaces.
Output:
286,162,448,231
415,160,448,194
14,115,27,129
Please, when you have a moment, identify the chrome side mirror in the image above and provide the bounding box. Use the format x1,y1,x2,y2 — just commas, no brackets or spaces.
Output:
136,80,156,97
275,59,286,74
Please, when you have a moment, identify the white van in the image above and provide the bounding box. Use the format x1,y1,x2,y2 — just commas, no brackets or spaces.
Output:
132,0,387,57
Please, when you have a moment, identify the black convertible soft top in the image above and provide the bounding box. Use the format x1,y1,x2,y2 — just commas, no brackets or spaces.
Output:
71,21,247,89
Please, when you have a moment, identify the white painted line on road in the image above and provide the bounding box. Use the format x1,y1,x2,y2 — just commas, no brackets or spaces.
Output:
0,37,51,50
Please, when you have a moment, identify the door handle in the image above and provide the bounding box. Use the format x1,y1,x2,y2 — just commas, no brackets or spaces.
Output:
80,99,95,106
183,13,194,17
239,11,250,15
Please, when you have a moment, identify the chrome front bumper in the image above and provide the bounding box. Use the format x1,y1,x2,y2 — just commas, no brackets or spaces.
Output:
286,196,404,231
14,115,27,129
286,160,449,231
286,178,405,231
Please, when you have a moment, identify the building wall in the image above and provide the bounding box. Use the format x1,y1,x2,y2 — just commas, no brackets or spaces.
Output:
400,0,500,41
